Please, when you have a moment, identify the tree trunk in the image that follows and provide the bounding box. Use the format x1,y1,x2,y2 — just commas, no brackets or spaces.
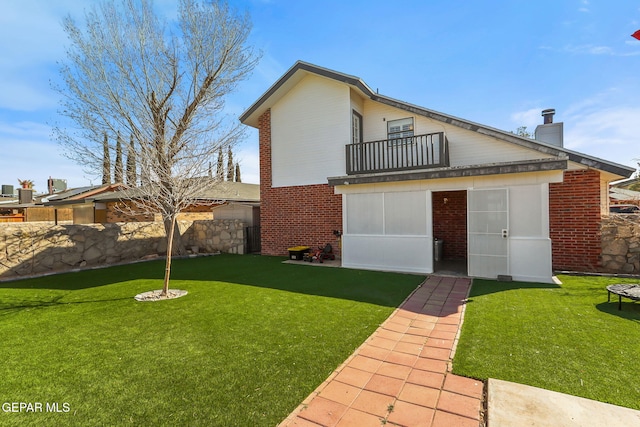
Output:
163,216,186,256
162,215,176,296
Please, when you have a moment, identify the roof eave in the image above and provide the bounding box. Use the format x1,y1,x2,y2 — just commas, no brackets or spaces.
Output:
239,61,374,128
329,158,568,186
241,61,636,179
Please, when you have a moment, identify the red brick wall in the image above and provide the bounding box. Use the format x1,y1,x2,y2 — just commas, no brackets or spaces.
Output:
549,169,602,271
258,109,343,256
432,190,467,259
258,108,606,270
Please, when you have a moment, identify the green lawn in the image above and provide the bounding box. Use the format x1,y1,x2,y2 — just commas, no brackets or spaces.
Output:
0,254,423,426
453,274,640,410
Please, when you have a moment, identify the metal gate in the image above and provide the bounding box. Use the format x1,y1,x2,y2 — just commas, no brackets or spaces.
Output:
245,226,261,254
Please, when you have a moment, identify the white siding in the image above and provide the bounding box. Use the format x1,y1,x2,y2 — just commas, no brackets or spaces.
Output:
343,235,433,274
350,89,364,115
362,100,554,166
271,75,350,187
335,170,564,195
338,173,557,282
599,174,609,216
342,191,433,274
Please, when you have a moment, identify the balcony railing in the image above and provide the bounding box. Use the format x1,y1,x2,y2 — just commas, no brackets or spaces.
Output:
346,132,449,175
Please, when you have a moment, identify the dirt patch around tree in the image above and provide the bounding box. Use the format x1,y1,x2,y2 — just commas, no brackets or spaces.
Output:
134,289,188,302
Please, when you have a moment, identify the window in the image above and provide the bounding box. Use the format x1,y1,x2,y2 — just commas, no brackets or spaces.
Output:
387,117,414,144
352,110,363,144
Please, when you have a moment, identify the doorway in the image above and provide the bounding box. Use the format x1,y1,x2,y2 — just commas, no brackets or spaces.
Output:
467,188,509,278
432,190,467,275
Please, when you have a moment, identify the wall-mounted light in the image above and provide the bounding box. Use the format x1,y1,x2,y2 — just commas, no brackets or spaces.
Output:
443,197,448,204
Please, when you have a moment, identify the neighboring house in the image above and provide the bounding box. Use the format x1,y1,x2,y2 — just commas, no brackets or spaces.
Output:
43,184,124,224
0,196,24,222
611,176,640,191
0,188,74,223
45,181,260,226
240,61,635,282
609,177,640,208
609,186,640,207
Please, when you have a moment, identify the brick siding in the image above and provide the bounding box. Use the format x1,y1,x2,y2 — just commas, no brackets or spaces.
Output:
258,107,606,271
432,190,467,259
549,169,602,271
258,109,342,256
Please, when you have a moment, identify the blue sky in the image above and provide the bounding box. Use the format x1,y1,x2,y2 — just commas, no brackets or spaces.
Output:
1,0,639,192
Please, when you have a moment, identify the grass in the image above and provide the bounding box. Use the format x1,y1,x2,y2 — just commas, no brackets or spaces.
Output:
0,254,424,426
453,274,640,410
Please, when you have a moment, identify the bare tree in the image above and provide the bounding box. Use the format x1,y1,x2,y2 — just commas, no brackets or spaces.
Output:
54,0,259,296
513,126,533,138
632,158,640,191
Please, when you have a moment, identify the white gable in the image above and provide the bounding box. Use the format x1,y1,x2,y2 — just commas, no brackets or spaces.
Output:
362,100,554,168
241,62,634,181
271,74,350,187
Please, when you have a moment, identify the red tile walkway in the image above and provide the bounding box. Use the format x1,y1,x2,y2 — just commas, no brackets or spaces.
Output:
279,276,484,427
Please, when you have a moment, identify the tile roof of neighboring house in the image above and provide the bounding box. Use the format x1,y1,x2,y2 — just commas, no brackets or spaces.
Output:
609,186,640,201
195,181,260,202
89,181,259,203
0,197,19,205
43,184,124,205
240,60,635,179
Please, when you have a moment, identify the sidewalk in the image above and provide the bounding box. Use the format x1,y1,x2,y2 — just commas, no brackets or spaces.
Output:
279,275,483,427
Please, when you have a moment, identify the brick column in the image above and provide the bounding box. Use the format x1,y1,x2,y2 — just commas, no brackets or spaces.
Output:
549,169,602,271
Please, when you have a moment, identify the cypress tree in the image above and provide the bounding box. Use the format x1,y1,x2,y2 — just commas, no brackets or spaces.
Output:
114,132,123,183
235,163,241,182
216,147,224,180
126,134,137,185
226,147,234,181
102,133,111,184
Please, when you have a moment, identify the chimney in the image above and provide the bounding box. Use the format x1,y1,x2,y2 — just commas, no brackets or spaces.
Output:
535,108,563,147
541,108,555,124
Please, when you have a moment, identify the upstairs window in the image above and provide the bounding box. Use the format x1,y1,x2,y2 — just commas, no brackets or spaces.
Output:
388,117,414,144
352,110,363,144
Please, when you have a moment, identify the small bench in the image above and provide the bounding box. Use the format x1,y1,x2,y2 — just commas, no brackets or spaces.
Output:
606,284,640,310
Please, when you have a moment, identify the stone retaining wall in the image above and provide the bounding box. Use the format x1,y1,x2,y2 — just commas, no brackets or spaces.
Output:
601,216,640,274
0,220,245,280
